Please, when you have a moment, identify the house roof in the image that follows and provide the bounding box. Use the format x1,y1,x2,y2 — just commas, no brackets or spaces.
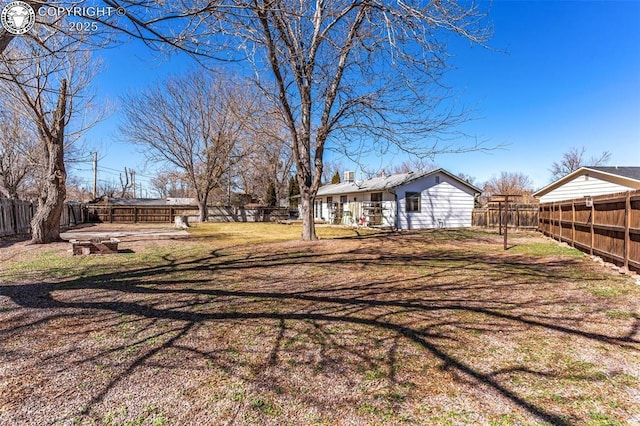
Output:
116,198,169,206
533,166,640,198
316,168,482,197
587,166,640,181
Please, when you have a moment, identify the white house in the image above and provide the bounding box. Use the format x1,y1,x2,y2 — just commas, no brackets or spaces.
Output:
313,168,481,230
533,166,640,203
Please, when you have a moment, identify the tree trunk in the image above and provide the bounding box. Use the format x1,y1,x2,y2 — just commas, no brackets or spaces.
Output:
198,200,208,222
31,79,67,244
300,193,317,241
0,30,14,56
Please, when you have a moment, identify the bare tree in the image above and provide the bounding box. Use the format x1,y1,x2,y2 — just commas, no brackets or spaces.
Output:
195,1,491,239
550,146,611,181
235,113,294,206
482,172,535,205
150,171,193,199
0,28,101,243
0,110,37,199
120,71,258,221
457,173,477,186
321,160,345,185
65,176,93,202
385,159,438,176
97,179,119,198
118,167,134,198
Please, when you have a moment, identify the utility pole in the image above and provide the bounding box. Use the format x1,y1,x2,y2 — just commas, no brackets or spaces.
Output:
132,170,136,198
93,152,97,199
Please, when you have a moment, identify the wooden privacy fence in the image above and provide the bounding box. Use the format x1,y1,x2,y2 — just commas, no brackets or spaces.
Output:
0,198,33,237
86,205,201,223
538,189,640,272
85,205,292,223
0,199,83,237
473,203,539,229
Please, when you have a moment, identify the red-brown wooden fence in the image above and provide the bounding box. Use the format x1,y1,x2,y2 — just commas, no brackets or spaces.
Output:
538,189,640,272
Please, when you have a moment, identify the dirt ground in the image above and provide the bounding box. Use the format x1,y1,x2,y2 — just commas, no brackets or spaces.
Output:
0,226,639,425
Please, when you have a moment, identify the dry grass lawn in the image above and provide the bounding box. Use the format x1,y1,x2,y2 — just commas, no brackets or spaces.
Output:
0,223,639,425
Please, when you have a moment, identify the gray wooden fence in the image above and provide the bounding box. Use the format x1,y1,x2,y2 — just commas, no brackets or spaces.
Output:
0,199,83,237
0,198,33,237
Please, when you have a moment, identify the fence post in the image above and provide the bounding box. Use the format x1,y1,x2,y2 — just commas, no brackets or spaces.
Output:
559,202,563,241
624,191,631,270
571,200,575,247
590,199,595,255
538,204,542,233
551,202,555,240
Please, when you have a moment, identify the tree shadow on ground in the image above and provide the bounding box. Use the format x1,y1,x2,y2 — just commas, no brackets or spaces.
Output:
0,232,638,424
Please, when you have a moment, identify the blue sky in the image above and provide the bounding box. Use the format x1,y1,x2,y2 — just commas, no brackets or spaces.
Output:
74,0,640,194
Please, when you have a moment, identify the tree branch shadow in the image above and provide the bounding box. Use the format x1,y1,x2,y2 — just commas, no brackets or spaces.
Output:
0,233,636,424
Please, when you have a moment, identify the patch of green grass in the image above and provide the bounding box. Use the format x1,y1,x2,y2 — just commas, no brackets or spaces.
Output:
488,413,519,426
588,286,623,298
250,397,280,416
587,411,623,426
357,402,394,420
363,368,386,381
509,242,583,257
561,360,608,382
605,310,634,319
429,409,476,425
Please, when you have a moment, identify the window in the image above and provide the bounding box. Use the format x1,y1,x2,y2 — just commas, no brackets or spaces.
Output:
406,192,421,212
435,176,440,184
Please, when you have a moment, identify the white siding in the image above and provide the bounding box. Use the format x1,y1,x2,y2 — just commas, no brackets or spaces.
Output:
539,175,634,203
397,173,475,230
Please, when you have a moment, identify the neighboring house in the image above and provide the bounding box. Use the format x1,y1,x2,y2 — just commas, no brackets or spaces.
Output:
533,166,640,203
314,168,481,230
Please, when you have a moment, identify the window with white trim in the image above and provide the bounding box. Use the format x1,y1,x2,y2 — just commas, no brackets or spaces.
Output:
406,192,421,212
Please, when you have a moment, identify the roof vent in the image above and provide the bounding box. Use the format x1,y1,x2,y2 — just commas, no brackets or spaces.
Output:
344,171,355,183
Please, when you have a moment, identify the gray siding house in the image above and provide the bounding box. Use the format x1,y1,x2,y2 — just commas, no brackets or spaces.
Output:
533,166,640,203
314,168,481,230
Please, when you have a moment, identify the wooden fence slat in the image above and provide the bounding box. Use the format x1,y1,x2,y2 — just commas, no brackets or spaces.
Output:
625,191,631,270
